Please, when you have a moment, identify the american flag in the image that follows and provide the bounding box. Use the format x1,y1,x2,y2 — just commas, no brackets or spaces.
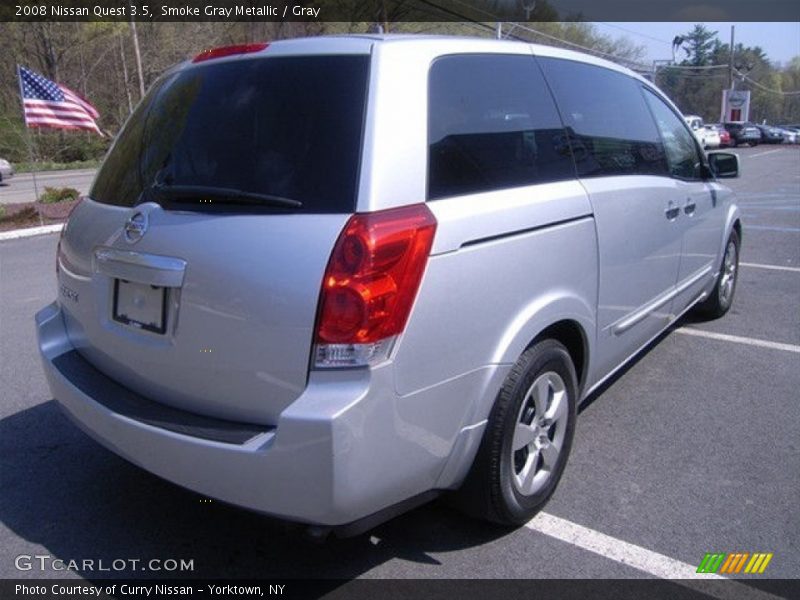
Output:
18,65,102,135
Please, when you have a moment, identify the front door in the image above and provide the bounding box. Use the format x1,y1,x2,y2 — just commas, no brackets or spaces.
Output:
642,88,725,315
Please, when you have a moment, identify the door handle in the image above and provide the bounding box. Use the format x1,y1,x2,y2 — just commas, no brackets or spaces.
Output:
684,198,697,216
665,202,680,221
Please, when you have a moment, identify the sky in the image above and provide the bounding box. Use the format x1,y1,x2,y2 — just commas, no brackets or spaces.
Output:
599,22,800,67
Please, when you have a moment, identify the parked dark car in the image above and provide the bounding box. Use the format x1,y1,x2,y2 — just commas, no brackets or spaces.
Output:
755,124,784,144
723,122,761,147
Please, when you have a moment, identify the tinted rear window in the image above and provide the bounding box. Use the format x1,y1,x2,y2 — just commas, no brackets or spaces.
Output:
91,55,369,213
428,54,575,200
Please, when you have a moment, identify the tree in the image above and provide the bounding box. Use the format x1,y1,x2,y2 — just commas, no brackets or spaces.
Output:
498,21,645,67
778,57,800,122
677,24,718,67
657,25,725,121
656,24,800,123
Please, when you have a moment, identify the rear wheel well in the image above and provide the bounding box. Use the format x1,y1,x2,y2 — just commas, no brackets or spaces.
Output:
732,219,742,243
530,320,587,393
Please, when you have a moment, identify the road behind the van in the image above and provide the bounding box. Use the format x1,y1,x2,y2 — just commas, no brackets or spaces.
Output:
0,169,95,205
1,146,798,592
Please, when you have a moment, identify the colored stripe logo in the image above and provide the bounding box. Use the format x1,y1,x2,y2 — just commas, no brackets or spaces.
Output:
697,552,773,574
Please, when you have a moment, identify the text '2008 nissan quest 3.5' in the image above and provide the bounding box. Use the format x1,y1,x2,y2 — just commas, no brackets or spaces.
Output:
36,35,742,536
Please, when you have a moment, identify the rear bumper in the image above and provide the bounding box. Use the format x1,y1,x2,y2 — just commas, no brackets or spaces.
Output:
36,302,500,526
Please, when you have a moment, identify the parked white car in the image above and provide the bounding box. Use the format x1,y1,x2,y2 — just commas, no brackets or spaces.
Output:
0,158,14,183
701,125,721,148
684,115,720,148
778,127,798,144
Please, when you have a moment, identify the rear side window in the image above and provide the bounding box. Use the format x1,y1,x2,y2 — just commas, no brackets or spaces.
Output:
90,79,164,209
91,55,369,213
427,54,574,200
537,57,669,178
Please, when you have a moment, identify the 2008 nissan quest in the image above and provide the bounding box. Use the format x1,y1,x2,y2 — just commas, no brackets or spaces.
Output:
36,35,742,535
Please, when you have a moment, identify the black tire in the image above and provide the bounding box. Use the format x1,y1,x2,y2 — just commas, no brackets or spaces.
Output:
696,229,740,319
748,141,758,147
454,339,578,526
730,138,738,148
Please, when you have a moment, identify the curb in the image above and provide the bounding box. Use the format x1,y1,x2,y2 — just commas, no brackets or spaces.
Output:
0,223,64,242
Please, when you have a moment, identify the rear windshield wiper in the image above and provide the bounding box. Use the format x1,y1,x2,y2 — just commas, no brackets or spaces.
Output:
150,184,303,209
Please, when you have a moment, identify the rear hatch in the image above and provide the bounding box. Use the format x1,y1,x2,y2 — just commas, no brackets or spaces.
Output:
57,51,370,424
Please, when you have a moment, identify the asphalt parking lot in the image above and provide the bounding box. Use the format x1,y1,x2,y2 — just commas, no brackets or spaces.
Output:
0,146,798,593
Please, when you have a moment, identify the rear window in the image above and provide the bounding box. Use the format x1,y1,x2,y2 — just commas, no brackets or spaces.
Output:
91,55,369,213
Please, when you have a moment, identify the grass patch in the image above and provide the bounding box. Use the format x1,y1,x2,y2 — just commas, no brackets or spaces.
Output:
38,186,80,204
16,159,100,173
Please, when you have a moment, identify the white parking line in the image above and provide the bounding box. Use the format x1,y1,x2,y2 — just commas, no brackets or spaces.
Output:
527,513,785,600
741,262,800,273
748,149,783,158
675,327,800,353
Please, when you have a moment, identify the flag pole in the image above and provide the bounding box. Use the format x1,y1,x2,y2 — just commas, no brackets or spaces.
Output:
16,64,44,227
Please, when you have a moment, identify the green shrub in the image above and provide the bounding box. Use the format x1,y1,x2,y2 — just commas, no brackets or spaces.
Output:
38,186,80,204
0,205,5,219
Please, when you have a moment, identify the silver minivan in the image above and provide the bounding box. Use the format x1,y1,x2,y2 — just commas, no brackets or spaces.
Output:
36,35,741,536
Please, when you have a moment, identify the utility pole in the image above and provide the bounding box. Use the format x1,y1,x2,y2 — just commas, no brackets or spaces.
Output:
130,20,145,99
728,25,735,90
722,25,735,123
118,32,134,115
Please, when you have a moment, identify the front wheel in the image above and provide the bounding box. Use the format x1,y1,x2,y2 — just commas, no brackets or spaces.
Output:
454,340,578,525
696,230,740,319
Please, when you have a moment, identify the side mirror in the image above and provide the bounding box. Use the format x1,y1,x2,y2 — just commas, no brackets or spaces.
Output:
707,152,739,178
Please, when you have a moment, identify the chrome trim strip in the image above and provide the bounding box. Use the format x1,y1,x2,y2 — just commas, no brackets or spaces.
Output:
93,247,187,287
612,264,713,336
583,288,709,401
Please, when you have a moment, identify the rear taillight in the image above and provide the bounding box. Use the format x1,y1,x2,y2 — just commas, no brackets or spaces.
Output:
192,43,269,63
314,204,437,368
